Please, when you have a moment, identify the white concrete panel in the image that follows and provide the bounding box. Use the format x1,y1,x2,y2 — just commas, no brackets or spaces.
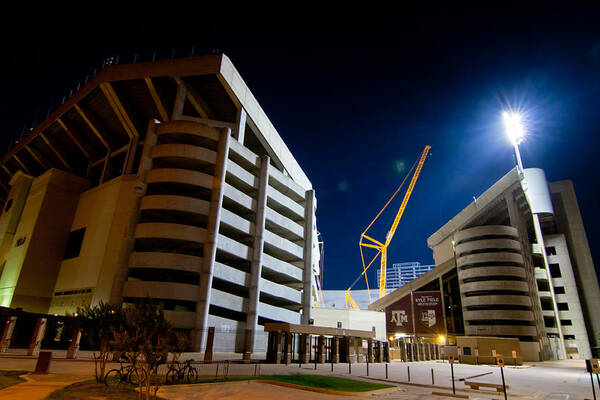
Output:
219,208,254,235
258,301,300,324
223,183,256,212
217,234,251,260
213,262,249,287
260,278,301,304
263,230,303,260
266,186,304,220
265,207,304,239
261,253,302,283
523,168,554,215
210,288,246,313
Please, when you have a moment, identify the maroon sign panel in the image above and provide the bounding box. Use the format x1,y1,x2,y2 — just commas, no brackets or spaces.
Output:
386,293,413,335
413,291,444,335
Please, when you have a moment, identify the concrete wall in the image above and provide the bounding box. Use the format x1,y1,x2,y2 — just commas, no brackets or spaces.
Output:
311,307,385,341
0,169,88,313
543,234,591,359
49,175,140,315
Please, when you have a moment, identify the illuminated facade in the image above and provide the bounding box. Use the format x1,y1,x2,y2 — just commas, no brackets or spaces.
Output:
0,54,320,355
371,167,600,361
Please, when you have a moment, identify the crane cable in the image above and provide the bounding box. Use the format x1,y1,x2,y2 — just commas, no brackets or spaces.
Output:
348,154,421,304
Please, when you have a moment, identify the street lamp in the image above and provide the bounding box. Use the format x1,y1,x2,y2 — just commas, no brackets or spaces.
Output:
502,110,567,360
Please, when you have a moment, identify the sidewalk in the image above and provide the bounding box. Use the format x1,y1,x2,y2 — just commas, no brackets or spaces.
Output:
0,373,86,400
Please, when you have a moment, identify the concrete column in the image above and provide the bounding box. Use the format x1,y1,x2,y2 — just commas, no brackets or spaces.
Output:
301,190,315,324
234,108,246,144
346,337,354,363
274,331,282,364
243,156,270,361
27,318,47,356
266,332,275,362
66,329,82,359
317,335,325,363
0,316,17,352
108,120,157,305
413,343,419,361
355,338,364,363
367,339,374,363
285,332,292,365
376,341,383,363
195,127,231,351
300,334,309,363
332,337,339,363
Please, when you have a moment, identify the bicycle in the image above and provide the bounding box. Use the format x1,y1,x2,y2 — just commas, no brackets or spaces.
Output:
165,359,198,384
104,361,147,387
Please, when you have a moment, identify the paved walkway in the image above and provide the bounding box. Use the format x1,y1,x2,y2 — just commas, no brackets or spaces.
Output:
0,373,86,400
158,381,436,400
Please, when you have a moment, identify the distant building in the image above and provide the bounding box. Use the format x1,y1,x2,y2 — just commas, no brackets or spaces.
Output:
377,262,436,288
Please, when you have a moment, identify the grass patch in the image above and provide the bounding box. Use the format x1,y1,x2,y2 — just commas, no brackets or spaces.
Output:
0,370,27,389
265,374,393,392
169,374,392,393
44,380,166,400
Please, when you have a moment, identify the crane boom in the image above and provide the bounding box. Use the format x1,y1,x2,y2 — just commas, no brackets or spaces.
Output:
377,145,430,298
345,145,430,310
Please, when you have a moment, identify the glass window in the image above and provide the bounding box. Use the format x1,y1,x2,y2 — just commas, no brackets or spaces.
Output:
560,319,572,326
557,303,569,311
549,263,562,278
554,286,565,294
546,246,557,256
463,346,472,356
63,228,86,260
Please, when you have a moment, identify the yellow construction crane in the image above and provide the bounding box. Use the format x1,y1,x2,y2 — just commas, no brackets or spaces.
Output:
345,145,431,309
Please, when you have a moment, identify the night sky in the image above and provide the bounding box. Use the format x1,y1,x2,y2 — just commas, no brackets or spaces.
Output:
1,8,599,290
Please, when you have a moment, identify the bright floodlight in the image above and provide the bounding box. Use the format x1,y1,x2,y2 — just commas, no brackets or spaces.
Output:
503,111,525,145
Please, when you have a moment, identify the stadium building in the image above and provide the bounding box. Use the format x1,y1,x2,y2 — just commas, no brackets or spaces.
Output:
370,167,600,361
0,54,320,356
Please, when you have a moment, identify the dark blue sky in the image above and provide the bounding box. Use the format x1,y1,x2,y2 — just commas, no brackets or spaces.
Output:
1,8,599,290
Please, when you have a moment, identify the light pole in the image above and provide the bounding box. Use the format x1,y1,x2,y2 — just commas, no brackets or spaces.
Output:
502,111,567,360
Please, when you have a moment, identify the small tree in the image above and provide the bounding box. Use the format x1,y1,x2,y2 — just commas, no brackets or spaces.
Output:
77,302,124,383
113,299,185,400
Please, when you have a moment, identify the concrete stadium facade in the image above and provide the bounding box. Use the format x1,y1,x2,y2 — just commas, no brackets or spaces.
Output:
370,167,600,361
0,54,320,356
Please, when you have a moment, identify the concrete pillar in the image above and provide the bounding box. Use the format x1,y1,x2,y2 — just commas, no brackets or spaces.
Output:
300,334,310,363
28,318,46,357
346,337,355,363
376,341,383,363
243,156,270,361
355,338,364,363
234,108,246,144
266,332,275,362
66,329,82,359
285,332,292,365
413,343,419,361
332,337,339,363
194,127,231,351
317,335,325,363
367,339,374,363
301,190,315,324
274,331,282,364
0,316,17,352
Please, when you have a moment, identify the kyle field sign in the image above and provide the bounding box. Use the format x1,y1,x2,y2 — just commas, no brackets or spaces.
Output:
386,290,444,336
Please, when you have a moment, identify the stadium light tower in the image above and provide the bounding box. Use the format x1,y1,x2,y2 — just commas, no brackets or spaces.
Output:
503,111,524,171
502,110,567,360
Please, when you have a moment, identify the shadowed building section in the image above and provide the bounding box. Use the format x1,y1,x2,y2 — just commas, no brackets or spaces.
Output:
0,54,320,355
